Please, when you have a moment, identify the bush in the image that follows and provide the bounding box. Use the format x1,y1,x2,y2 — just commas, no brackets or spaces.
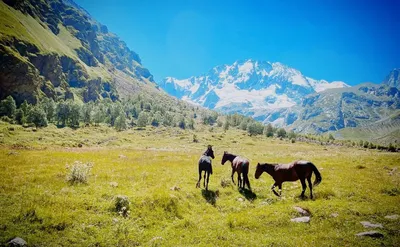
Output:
66,161,93,184
115,195,130,218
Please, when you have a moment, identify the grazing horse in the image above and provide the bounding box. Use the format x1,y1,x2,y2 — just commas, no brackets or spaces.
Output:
255,161,321,199
196,145,215,191
221,151,251,190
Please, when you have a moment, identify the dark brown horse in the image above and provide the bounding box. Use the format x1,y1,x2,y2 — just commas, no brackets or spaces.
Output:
196,145,215,191
255,160,321,199
221,151,251,190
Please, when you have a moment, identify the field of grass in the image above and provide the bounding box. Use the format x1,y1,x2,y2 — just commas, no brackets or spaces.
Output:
0,121,399,246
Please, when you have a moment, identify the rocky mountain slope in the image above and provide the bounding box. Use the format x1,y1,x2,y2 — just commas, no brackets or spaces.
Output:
159,61,400,142
158,59,348,115
0,0,155,105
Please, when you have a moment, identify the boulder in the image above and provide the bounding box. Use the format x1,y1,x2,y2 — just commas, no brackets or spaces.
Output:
355,231,384,238
7,237,27,246
290,216,310,223
360,221,383,228
293,206,311,216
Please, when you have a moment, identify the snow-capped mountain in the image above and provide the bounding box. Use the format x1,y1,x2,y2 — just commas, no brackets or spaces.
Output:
158,59,349,123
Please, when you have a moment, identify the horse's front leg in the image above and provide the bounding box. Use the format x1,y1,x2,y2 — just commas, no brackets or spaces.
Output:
271,182,280,197
231,169,235,185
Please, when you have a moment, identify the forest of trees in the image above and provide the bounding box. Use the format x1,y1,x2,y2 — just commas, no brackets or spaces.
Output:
0,95,398,151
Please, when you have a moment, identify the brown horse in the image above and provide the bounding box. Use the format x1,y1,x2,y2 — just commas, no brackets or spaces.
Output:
196,145,215,191
221,151,251,190
255,161,321,199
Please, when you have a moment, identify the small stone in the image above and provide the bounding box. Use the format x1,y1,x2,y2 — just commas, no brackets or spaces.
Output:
355,231,384,238
360,221,383,228
150,236,163,243
7,237,27,246
119,154,127,159
170,185,180,191
331,213,339,218
385,214,399,220
290,216,310,223
112,218,119,224
237,197,244,202
110,182,118,188
293,206,311,216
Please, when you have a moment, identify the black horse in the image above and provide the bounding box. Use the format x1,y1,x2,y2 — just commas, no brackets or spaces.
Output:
196,145,215,191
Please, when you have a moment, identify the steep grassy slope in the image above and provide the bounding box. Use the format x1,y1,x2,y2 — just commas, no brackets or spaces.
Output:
0,122,399,246
0,0,155,105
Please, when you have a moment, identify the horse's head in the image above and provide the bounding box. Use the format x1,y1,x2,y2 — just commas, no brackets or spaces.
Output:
221,151,228,165
204,145,215,159
255,163,264,179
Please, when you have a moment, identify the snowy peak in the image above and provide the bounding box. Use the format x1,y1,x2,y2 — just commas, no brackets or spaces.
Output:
157,59,349,119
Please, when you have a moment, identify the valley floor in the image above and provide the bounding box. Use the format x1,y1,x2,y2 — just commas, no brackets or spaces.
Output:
0,122,399,246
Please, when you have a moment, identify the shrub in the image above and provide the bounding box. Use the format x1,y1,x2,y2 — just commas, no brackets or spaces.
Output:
115,195,130,218
66,161,93,184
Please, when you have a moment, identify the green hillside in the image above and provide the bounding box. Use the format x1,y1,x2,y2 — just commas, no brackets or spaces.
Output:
0,0,154,105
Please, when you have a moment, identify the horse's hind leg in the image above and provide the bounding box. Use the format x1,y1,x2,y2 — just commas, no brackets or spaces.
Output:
206,172,210,191
245,174,251,191
196,171,202,188
203,172,206,188
307,176,313,199
300,178,307,198
231,170,235,185
237,173,242,189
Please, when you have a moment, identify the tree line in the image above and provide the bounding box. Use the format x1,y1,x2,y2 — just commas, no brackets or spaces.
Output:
1,95,397,151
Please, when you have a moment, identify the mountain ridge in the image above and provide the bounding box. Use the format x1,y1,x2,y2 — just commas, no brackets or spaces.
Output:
0,0,156,105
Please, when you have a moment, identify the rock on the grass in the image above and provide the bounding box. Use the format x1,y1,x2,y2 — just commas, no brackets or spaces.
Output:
170,185,180,191
331,213,339,218
290,216,310,223
110,182,118,188
293,206,311,216
355,231,384,238
237,197,244,202
360,221,383,228
385,214,399,220
7,237,27,246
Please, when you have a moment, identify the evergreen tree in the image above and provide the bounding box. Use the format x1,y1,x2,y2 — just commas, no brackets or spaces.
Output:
27,106,48,127
0,95,16,118
114,113,127,131
56,100,70,127
264,123,274,137
41,98,56,123
15,109,26,125
69,101,81,128
137,112,148,127
277,128,287,138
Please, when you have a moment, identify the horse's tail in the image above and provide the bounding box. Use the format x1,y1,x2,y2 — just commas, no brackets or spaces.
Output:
243,163,251,190
311,163,322,186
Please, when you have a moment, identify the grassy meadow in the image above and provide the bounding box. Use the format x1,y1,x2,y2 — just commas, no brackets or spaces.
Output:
0,121,399,246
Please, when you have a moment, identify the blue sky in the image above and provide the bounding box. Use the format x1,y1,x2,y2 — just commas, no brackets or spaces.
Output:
75,0,399,85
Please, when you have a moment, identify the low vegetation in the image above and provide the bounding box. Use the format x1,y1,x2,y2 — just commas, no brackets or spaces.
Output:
0,121,399,246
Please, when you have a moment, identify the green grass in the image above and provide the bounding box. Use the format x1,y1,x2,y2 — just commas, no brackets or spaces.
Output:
0,121,399,246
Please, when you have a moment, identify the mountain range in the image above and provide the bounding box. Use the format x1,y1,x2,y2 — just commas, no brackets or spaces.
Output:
158,61,400,143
